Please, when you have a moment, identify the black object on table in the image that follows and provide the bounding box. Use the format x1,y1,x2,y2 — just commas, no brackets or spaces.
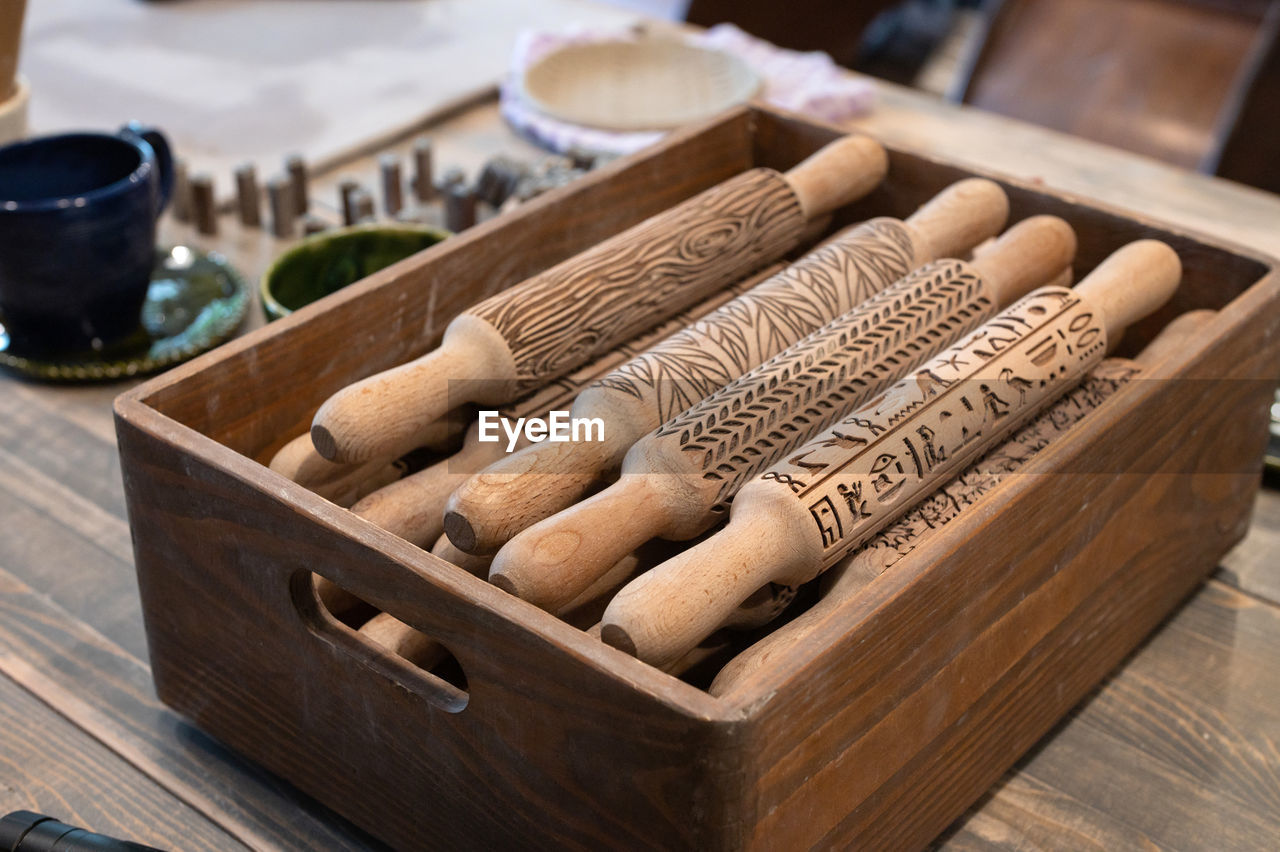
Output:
0,811,165,851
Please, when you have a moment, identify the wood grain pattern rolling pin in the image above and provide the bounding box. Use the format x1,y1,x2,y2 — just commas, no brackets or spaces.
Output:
445,179,1012,555
706,308,1215,695
490,216,1074,613
599,240,1183,667
310,136,890,464
347,266,777,546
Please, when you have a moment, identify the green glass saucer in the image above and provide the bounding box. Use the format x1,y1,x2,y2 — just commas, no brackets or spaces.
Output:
0,246,249,382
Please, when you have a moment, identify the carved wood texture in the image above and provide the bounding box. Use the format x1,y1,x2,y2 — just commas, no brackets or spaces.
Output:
656,258,995,513
592,219,917,424
841,358,1140,581
711,359,1142,689
496,271,760,421
471,169,806,392
760,285,1107,571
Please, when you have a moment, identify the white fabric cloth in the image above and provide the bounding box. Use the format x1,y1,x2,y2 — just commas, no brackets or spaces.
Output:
501,23,877,156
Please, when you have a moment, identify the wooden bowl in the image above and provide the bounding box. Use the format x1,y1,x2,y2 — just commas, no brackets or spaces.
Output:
518,39,761,131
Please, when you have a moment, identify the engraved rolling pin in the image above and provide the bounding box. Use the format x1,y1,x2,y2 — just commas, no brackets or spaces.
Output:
310,136,889,464
489,216,1074,612
600,240,1183,667
348,266,775,546
707,309,1216,694
446,179,1012,555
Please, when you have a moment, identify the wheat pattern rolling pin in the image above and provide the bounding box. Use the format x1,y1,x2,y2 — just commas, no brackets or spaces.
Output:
706,309,1215,694
600,240,1182,667
489,216,1074,612
445,180,1011,555
348,265,777,546
310,136,890,464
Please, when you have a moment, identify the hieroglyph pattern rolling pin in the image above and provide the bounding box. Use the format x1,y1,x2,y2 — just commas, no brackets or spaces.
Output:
311,136,890,464
489,216,1074,613
705,309,1214,694
713,362,1135,692
600,241,1182,667
445,179,1011,555
347,265,779,546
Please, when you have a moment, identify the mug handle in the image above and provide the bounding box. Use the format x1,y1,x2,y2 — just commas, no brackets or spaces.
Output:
120,121,174,216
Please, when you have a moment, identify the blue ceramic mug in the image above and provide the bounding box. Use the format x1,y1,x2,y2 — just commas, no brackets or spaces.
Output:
0,122,173,356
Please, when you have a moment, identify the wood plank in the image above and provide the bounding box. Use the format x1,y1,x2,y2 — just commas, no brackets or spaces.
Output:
0,381,129,521
0,485,144,660
4,380,124,447
1219,487,1280,605
0,563,387,851
939,580,1280,850
0,668,241,851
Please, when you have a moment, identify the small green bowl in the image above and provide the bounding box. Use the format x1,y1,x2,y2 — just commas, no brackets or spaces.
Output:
260,223,450,321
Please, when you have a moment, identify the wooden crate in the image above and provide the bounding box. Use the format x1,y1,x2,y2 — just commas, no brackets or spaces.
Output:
114,106,1280,851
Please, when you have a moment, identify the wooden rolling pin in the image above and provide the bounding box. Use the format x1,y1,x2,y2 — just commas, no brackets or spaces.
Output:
431,533,493,575
490,216,1074,612
268,412,463,504
706,309,1215,694
599,240,1182,667
310,136,890,464
348,265,779,546
445,179,1012,555
361,612,450,670
359,534,639,668
269,436,404,507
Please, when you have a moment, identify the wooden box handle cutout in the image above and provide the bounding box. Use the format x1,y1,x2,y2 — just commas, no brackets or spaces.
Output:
290,572,470,714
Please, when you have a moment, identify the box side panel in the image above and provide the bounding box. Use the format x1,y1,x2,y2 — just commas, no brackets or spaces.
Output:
115,410,752,851
737,271,1280,850
138,110,757,459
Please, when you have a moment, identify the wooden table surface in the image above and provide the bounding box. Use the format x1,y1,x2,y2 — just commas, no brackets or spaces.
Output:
2,67,1280,852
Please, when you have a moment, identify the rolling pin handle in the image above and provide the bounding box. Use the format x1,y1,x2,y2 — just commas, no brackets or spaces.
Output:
783,135,888,220
1074,240,1181,339
1132,309,1215,367
904,178,1009,261
969,215,1077,306
489,475,671,612
312,315,515,463
600,486,817,668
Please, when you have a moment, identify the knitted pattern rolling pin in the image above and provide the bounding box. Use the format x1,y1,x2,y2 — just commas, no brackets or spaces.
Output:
600,240,1182,668
489,216,1075,613
445,179,1011,555
311,135,889,464
347,264,780,546
706,308,1215,695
